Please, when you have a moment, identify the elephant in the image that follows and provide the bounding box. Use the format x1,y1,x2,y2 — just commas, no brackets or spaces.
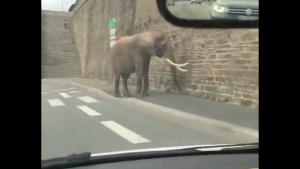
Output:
110,31,188,97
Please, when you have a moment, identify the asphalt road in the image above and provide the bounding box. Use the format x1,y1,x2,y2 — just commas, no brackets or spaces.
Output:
42,79,256,160
167,1,212,20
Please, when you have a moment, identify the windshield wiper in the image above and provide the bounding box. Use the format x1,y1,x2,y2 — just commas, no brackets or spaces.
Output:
42,143,258,169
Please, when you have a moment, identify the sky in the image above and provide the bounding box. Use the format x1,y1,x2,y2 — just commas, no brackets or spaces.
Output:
42,0,77,11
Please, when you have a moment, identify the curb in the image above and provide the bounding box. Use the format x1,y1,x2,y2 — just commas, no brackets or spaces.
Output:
70,81,258,139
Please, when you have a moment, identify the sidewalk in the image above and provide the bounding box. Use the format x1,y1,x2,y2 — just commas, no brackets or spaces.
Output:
67,78,258,131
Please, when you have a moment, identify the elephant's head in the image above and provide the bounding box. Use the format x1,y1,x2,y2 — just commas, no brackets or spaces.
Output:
152,32,189,92
154,36,168,58
153,32,189,72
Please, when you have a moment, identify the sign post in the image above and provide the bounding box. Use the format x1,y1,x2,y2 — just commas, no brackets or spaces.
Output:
108,18,117,48
108,18,116,80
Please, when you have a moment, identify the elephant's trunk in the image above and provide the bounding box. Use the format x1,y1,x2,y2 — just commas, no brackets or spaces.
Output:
163,42,187,92
170,60,182,92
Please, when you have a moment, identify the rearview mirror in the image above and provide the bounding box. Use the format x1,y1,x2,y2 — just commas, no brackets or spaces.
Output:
157,0,259,28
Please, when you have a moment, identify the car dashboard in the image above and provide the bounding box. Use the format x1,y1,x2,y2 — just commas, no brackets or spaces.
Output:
73,153,258,169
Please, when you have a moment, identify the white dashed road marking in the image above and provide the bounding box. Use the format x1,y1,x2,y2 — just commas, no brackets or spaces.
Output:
101,121,150,144
77,105,102,116
47,99,65,107
78,96,99,103
59,92,71,98
68,91,80,93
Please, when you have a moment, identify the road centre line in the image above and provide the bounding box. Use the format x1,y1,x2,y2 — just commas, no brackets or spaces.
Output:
42,89,78,95
59,92,71,98
47,99,65,107
71,81,258,139
77,96,99,103
68,90,80,93
100,121,150,144
77,105,102,116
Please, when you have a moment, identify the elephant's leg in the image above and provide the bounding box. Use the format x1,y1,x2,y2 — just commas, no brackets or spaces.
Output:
141,74,150,97
136,62,143,95
114,73,121,97
121,74,132,97
141,58,150,97
136,75,142,95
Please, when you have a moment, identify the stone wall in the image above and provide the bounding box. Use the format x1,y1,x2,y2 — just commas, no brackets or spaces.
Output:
71,0,136,78
71,0,258,108
42,10,80,78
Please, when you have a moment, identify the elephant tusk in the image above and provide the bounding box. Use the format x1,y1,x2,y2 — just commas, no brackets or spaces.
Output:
155,58,189,72
176,66,188,72
165,58,189,72
178,62,189,67
166,58,189,67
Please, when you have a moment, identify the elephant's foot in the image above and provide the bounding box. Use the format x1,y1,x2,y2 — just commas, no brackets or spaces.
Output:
123,92,132,97
114,92,121,97
141,92,150,97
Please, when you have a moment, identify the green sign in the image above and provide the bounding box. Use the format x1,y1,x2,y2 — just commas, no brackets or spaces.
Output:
108,18,116,29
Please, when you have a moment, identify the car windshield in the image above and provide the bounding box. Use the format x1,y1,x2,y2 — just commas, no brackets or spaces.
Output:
42,0,258,161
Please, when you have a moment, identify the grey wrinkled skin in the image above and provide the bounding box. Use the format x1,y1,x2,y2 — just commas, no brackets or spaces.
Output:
110,31,180,97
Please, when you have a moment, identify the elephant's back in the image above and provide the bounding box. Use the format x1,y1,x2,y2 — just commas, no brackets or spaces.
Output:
111,36,136,72
111,31,165,57
111,36,134,56
113,31,163,49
